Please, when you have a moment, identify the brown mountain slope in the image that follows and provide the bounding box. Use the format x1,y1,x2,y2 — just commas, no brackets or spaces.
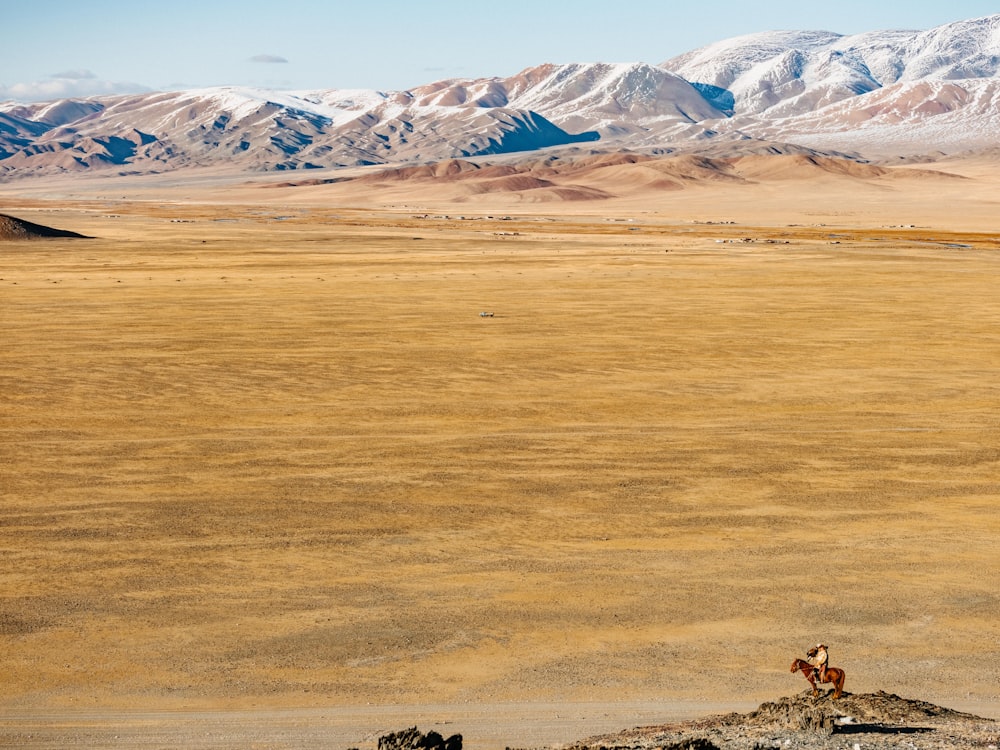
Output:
264,151,967,204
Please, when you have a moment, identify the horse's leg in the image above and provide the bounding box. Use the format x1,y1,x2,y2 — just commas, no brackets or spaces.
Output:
833,670,844,699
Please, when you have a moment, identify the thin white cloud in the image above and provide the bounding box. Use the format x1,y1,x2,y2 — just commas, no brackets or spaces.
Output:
250,54,289,64
0,76,152,103
50,69,98,80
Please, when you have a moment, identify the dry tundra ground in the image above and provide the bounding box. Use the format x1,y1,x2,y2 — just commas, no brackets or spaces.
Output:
1,183,999,746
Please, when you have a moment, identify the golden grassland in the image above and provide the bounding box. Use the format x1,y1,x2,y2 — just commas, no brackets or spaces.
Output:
2,197,999,718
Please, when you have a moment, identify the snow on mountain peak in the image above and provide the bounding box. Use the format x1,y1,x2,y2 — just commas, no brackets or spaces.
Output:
900,14,1000,80
502,61,725,133
663,14,1000,117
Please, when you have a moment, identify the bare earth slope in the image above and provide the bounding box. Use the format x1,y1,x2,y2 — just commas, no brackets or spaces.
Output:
227,150,976,215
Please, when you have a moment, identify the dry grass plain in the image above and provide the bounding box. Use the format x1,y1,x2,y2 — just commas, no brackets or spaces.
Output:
2,167,999,745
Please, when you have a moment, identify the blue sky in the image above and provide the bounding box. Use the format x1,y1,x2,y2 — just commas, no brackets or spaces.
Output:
2,0,997,101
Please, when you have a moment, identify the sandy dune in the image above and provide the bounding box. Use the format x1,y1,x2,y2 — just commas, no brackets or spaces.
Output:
1,159,998,747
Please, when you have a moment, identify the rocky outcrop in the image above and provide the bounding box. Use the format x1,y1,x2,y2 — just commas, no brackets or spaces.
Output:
566,692,997,750
0,213,90,240
376,726,463,750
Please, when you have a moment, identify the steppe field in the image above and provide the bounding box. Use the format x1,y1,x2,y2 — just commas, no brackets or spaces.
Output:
1,162,999,747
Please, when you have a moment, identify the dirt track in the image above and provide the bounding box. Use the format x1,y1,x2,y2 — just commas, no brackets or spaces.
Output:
0,701,745,749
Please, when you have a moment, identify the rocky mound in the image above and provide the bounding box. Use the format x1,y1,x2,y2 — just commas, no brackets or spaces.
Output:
0,213,90,240
373,727,462,750
565,692,996,750
727,690,981,728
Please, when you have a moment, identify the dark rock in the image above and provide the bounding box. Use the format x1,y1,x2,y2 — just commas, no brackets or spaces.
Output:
795,707,836,735
378,726,462,750
0,213,91,240
667,740,720,750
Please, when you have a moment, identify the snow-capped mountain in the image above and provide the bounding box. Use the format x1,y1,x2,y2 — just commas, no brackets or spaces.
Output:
0,61,731,178
483,62,726,134
664,14,1000,118
0,82,603,175
1,14,997,179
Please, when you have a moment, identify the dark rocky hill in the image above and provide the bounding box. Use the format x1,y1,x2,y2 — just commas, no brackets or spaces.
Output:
0,213,90,240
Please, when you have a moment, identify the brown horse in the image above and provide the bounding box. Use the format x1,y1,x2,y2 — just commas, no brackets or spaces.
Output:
790,658,845,699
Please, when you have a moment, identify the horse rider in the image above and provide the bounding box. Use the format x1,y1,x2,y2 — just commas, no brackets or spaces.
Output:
809,643,829,683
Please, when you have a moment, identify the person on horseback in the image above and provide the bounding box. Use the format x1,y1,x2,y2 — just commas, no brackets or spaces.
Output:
808,643,829,684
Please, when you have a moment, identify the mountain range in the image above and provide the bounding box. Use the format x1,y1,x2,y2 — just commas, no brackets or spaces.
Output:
1,14,997,179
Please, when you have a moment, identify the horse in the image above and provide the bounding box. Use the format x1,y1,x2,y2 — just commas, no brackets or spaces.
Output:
790,658,846,699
